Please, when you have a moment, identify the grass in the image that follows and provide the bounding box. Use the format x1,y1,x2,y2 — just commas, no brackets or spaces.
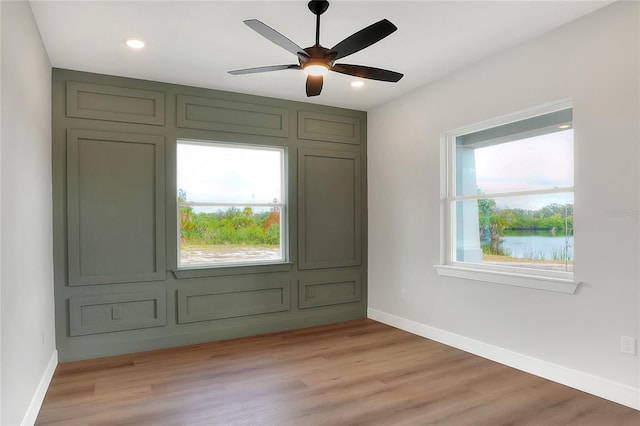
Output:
483,253,574,265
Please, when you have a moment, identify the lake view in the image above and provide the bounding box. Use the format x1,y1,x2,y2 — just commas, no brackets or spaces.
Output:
488,231,574,261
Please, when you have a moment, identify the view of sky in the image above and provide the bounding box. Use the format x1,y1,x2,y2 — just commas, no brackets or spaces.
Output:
177,141,283,206
472,129,573,210
177,130,572,214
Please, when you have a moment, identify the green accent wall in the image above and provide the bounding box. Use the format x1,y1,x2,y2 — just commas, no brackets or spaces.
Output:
52,68,368,361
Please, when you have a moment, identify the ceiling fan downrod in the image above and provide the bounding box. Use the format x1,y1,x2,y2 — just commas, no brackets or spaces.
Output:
308,0,330,47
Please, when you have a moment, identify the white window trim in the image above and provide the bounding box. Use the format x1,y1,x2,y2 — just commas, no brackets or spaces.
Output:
175,139,288,270
435,99,581,294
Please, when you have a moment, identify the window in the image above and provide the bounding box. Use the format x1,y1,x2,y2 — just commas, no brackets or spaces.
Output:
176,140,286,268
438,102,577,292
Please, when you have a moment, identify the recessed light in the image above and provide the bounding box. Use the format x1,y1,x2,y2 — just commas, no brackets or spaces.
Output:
351,81,365,88
126,39,145,49
558,124,571,129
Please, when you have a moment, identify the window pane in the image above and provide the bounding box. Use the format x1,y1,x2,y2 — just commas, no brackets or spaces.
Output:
179,205,283,267
177,140,286,268
454,193,574,272
177,142,283,204
456,129,573,196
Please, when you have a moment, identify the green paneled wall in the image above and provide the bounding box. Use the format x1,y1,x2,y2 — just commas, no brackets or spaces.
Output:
52,69,368,361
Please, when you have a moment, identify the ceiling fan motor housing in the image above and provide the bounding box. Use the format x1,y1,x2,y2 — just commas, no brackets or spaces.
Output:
301,46,336,69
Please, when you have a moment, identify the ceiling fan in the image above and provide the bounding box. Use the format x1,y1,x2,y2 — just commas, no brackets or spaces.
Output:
228,0,404,97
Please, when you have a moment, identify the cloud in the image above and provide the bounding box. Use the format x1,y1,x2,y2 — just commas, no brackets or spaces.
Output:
474,130,573,195
177,142,283,205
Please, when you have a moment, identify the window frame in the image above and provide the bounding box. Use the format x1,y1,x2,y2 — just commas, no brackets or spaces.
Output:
435,99,580,294
174,139,290,274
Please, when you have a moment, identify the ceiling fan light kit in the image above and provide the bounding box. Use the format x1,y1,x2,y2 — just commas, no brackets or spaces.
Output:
304,63,330,76
228,0,404,97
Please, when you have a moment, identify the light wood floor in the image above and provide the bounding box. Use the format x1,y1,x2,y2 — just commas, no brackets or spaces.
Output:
37,319,640,425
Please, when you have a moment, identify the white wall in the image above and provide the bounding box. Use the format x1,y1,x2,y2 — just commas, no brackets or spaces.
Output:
368,1,639,408
0,1,56,425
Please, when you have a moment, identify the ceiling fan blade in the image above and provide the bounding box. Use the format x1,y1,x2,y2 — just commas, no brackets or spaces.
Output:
306,75,323,97
330,19,398,61
244,19,306,57
228,65,301,75
332,64,403,82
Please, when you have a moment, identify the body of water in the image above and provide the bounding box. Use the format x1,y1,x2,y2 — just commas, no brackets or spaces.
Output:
485,231,574,261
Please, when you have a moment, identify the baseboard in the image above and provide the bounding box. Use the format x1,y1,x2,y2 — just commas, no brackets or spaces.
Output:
368,307,640,411
21,349,58,426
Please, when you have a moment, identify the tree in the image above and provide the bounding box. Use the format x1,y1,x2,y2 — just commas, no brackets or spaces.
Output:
478,199,496,242
263,210,280,230
178,189,195,240
476,201,574,233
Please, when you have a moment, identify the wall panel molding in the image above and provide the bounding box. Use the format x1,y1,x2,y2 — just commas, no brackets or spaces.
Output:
66,129,166,285
298,111,361,145
177,94,289,137
52,69,367,361
298,148,362,269
299,273,361,309
66,81,165,125
69,290,167,336
177,279,291,324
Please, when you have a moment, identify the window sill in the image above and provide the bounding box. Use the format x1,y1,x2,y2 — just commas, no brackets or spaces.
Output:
173,262,294,279
434,264,580,294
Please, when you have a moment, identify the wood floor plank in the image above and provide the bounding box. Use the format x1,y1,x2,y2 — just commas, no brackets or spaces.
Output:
36,319,640,425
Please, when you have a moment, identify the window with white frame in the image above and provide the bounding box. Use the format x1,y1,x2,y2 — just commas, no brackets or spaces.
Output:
444,104,574,278
176,140,286,268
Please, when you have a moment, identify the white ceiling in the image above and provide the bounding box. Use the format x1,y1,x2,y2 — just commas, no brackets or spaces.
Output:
29,0,614,111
